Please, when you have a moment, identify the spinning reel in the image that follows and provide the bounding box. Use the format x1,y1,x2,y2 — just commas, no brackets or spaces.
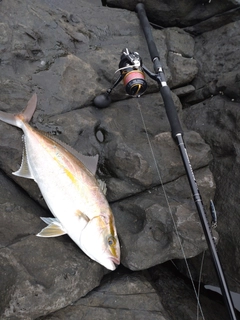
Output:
94,48,156,108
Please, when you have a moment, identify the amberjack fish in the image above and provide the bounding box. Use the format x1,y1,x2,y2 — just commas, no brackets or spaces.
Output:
0,94,120,270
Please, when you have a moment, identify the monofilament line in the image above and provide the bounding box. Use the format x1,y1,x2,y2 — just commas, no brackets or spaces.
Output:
136,99,205,320
197,251,206,320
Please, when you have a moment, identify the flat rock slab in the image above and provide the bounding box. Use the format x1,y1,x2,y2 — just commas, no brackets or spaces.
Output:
37,269,171,320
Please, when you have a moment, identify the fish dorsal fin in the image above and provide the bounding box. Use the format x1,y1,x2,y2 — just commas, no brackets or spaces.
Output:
40,131,99,175
37,217,67,237
12,139,34,179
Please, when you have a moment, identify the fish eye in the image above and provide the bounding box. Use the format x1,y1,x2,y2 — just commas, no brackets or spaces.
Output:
108,236,115,247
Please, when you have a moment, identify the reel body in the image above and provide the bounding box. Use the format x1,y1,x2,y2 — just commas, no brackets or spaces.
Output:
94,48,149,108
119,50,147,97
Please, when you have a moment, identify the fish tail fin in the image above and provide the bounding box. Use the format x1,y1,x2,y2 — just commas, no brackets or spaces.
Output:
0,93,37,128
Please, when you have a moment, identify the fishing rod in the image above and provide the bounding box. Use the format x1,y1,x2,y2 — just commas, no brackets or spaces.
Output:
135,3,237,319
93,4,237,319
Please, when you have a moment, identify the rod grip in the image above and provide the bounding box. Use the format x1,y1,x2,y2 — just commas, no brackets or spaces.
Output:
136,3,159,61
160,86,183,138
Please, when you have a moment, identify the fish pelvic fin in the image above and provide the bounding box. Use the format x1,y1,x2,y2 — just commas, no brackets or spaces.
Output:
0,93,37,128
37,217,67,237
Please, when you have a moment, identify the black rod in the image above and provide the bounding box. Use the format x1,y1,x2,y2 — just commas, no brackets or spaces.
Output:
136,3,237,319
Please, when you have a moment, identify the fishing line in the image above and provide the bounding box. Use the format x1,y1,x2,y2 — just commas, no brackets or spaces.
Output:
197,251,206,320
136,98,206,320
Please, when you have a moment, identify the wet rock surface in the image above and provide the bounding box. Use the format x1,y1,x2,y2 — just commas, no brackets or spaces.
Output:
0,0,240,319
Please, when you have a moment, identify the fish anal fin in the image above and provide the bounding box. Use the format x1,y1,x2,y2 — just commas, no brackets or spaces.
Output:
37,221,67,237
12,142,33,179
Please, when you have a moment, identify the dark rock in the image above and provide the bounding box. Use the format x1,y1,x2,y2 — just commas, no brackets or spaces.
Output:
182,95,240,292
172,85,195,97
184,20,240,105
0,171,104,319
185,6,240,35
106,0,240,28
1,0,238,319
167,52,198,88
149,262,231,320
112,166,215,270
0,171,46,247
37,268,171,320
163,27,195,58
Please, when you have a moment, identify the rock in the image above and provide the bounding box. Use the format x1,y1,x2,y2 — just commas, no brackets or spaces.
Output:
112,166,215,270
167,52,198,88
106,0,240,28
184,20,240,105
172,85,195,97
185,6,240,35
215,70,240,102
0,237,104,320
33,54,104,114
163,27,197,88
163,27,195,58
0,171,46,248
0,171,104,319
37,267,171,320
182,95,240,292
149,262,231,320
1,0,238,318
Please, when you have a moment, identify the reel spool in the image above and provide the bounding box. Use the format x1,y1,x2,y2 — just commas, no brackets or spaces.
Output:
93,48,149,108
118,50,147,97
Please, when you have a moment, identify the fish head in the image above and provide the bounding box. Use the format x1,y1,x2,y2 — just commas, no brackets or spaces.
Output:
80,213,120,271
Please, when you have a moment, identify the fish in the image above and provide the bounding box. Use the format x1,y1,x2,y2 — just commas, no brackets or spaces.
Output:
0,94,120,270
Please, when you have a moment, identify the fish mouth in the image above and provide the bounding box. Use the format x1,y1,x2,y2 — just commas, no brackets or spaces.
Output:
110,256,120,266
103,256,120,271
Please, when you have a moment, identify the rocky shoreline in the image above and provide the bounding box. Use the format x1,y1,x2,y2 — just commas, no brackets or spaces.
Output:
0,0,240,319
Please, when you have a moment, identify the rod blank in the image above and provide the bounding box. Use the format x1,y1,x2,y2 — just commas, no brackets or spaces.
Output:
136,3,237,319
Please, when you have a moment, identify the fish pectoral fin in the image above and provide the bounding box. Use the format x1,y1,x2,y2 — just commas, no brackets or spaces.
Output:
12,142,34,179
37,219,67,237
75,210,90,222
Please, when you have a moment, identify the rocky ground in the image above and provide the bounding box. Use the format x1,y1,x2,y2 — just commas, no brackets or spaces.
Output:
0,0,240,319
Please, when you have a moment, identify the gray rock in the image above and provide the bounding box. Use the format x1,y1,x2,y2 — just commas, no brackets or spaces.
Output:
37,269,171,320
